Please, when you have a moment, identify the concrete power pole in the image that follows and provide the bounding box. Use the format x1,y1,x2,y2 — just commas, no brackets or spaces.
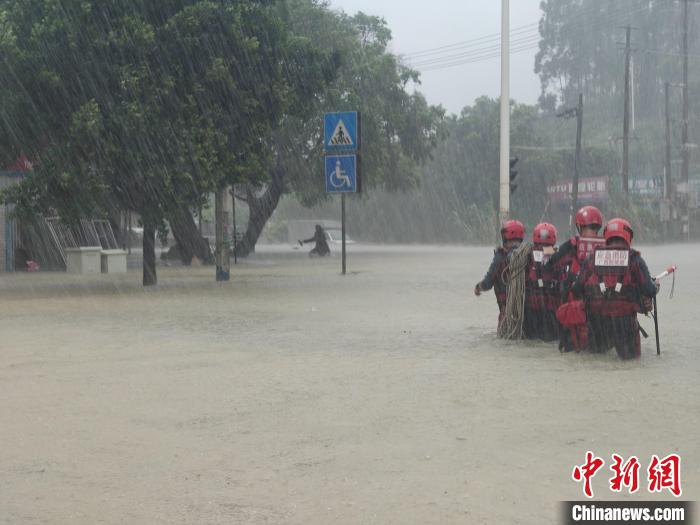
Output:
681,0,691,237
665,82,673,201
557,94,584,230
622,26,632,195
572,93,584,227
499,0,510,224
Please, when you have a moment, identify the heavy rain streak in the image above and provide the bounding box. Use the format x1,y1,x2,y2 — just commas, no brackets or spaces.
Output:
0,1,698,524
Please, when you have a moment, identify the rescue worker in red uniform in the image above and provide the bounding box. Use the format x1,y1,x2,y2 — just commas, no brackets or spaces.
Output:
572,218,658,359
546,206,605,352
474,220,525,323
546,206,605,299
524,223,560,341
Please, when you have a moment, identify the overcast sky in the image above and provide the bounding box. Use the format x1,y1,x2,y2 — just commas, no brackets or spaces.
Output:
328,0,544,115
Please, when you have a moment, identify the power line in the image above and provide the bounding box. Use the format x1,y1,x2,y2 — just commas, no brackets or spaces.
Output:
406,0,647,59
418,43,539,72
402,23,538,60
404,0,678,74
408,34,540,68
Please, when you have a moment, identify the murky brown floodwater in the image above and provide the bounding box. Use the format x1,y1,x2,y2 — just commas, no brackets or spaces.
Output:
1,244,698,524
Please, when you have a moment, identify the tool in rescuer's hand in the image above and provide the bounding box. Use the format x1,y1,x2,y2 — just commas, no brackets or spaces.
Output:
650,265,677,356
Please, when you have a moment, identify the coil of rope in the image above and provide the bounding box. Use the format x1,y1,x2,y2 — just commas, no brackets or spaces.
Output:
497,241,532,340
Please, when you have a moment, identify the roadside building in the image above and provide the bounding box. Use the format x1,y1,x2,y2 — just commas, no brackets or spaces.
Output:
0,154,31,272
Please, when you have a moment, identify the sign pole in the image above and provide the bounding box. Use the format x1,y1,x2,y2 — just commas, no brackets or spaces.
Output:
323,110,360,276
341,193,346,275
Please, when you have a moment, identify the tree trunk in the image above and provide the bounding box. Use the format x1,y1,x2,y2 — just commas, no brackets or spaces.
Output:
143,221,157,286
168,205,212,265
235,171,284,258
215,186,230,281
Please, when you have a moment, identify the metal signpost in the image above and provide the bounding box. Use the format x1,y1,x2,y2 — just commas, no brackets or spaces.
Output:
323,112,361,275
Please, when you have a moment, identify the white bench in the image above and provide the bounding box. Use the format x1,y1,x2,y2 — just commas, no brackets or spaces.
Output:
65,247,102,274
100,249,128,274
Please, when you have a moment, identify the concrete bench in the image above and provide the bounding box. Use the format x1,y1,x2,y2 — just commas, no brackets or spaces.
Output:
65,246,102,274
100,249,128,274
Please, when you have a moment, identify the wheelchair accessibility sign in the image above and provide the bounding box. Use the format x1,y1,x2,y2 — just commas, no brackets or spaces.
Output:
325,154,358,193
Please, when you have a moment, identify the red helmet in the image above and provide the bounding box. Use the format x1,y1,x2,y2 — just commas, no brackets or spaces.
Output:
500,219,525,241
533,222,557,246
575,206,603,231
603,218,633,245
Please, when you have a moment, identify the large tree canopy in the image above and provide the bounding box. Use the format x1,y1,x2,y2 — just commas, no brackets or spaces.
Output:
233,8,445,256
0,0,340,283
1,0,442,275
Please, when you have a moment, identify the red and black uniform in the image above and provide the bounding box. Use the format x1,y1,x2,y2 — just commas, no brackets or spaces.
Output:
546,236,604,351
477,247,510,322
572,247,657,359
524,250,560,341
546,236,604,301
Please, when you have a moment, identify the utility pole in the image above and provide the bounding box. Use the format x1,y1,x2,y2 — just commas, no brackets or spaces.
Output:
665,82,673,201
622,26,633,195
573,93,584,227
630,55,636,132
681,0,690,236
499,0,510,224
557,94,584,230
665,82,674,239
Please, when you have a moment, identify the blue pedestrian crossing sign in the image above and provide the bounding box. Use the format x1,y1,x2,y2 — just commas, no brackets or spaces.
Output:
324,112,359,152
325,154,358,193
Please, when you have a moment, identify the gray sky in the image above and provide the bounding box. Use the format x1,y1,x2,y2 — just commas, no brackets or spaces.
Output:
328,0,543,114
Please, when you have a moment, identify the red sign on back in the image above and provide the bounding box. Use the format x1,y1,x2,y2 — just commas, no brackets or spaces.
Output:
577,237,605,262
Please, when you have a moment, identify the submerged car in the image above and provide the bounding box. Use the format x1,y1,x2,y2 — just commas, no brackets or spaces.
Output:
324,228,355,244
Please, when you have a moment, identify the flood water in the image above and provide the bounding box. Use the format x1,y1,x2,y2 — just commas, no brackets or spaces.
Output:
1,244,698,524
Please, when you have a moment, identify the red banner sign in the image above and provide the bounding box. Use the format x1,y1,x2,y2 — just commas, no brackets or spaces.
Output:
547,177,609,202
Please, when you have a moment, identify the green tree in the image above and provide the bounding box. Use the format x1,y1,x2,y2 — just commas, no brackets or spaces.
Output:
1,0,332,283
234,9,445,256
